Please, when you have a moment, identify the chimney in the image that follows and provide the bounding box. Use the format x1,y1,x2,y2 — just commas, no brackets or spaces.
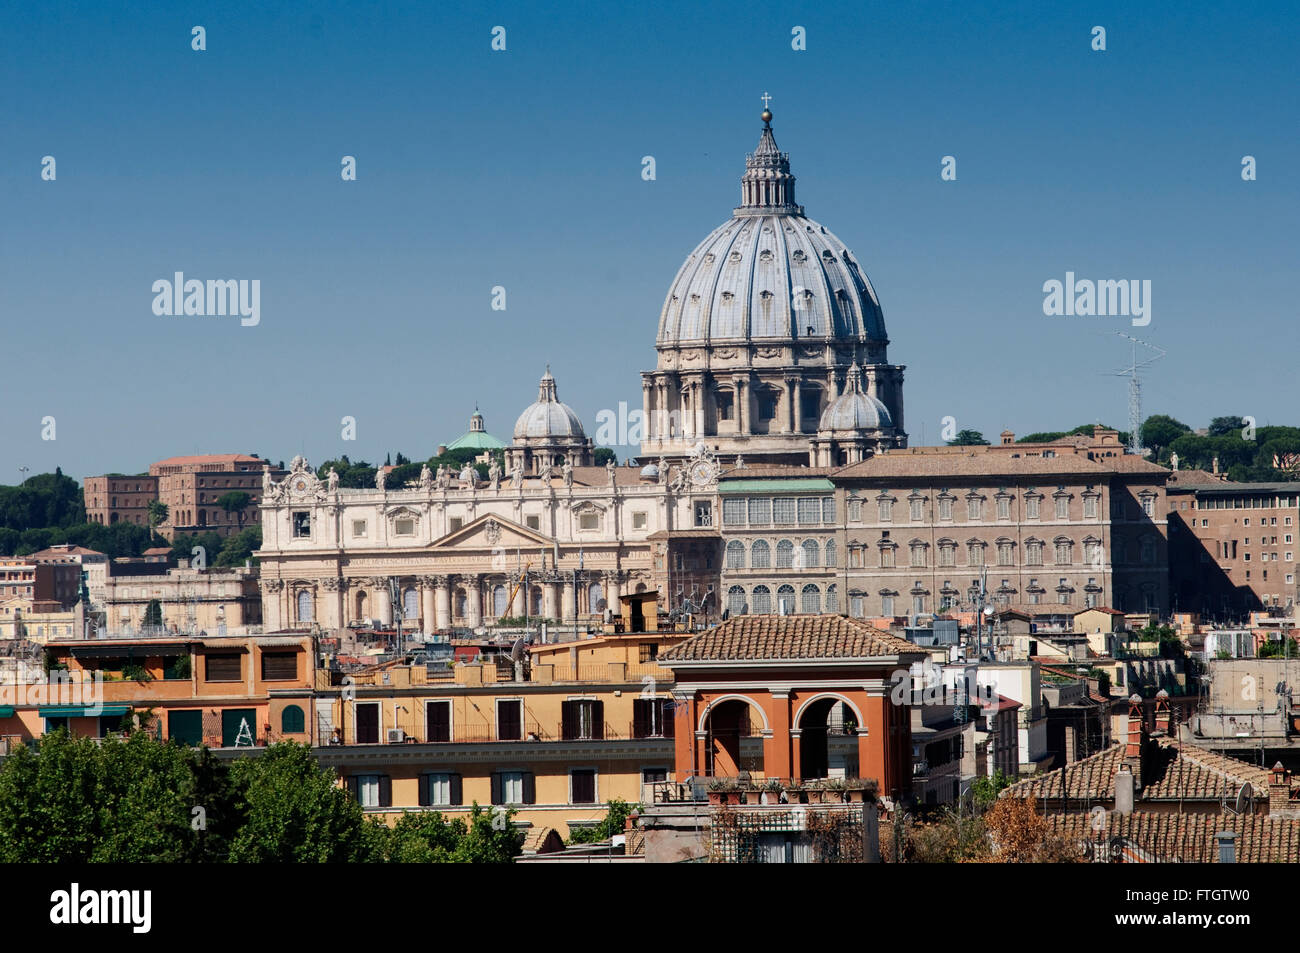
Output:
1154,689,1171,735
1124,694,1146,787
1270,762,1292,814
1114,765,1135,815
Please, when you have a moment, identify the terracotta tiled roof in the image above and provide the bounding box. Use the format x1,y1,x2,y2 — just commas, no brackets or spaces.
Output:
151,454,266,468
834,450,1168,479
1045,812,1300,863
1004,737,1269,803
659,614,921,662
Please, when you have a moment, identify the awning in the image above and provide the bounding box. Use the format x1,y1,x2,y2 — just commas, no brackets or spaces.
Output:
0,706,14,718
69,645,186,659
39,705,130,718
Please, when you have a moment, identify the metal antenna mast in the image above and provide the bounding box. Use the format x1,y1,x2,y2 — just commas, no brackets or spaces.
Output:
1101,331,1166,456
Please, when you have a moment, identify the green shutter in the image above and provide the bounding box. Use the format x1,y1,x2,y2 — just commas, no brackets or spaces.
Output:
280,704,305,734
221,708,257,747
169,709,203,745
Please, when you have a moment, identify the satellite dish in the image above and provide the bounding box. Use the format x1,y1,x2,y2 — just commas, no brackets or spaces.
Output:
1234,782,1254,815
983,606,995,617
510,638,527,662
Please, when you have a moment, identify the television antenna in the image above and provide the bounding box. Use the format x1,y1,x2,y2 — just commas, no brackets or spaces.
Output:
1100,331,1165,456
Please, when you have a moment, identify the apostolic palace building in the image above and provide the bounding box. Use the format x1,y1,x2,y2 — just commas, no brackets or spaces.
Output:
255,108,1170,634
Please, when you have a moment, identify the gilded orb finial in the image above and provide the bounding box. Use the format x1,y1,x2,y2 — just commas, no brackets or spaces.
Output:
760,91,773,125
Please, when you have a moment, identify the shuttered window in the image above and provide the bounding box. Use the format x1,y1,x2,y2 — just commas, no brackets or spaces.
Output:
205,653,242,682
633,698,675,738
426,700,451,742
497,700,522,741
419,772,462,807
561,699,604,740
491,771,535,805
347,774,391,808
260,651,297,681
356,703,380,744
571,769,597,804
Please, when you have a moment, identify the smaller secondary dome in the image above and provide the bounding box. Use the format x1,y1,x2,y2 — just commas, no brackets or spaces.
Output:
514,368,586,439
640,463,660,480
820,363,893,432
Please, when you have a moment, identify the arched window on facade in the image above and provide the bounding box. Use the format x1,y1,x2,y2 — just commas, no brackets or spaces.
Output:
801,584,821,614
751,539,771,569
403,587,419,620
800,539,819,569
726,540,746,569
776,540,795,569
751,585,772,614
727,586,747,616
588,582,605,614
296,590,313,624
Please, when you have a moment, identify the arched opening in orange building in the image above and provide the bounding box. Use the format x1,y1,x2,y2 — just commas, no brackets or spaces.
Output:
797,697,861,780
703,699,765,777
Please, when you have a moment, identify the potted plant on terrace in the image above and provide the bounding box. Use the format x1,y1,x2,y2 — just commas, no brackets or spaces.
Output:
761,778,786,804
707,777,743,806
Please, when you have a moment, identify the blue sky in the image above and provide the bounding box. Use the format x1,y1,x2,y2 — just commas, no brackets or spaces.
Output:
1,0,1296,481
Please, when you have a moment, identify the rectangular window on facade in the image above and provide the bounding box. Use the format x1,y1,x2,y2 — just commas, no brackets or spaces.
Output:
394,519,415,536
497,699,523,741
526,514,541,530
774,499,796,525
967,498,981,520
822,497,836,523
723,498,746,525
850,595,864,618
419,772,462,807
1026,497,1040,520
642,767,669,785
1055,497,1069,519
355,702,380,744
347,774,391,809
1084,497,1097,518
205,653,242,682
633,698,674,738
351,520,367,537
694,502,712,527
997,497,1010,520
260,651,297,681
880,547,894,569
848,498,862,522
426,700,451,742
798,498,821,524
911,499,923,521
881,594,895,616
748,498,772,524
632,511,647,530
878,499,893,522
491,771,535,805
562,699,605,740
292,511,311,538
448,517,463,532
571,769,597,804
579,512,600,530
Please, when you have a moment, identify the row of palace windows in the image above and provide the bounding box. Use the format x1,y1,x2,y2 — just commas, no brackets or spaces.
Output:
294,583,609,624
725,538,836,570
848,492,1115,523
726,583,839,616
721,497,836,527
843,537,1157,569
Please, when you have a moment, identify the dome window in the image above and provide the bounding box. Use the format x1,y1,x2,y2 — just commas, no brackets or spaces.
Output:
822,250,836,263
759,249,773,263
792,250,807,263
703,253,715,264
721,291,734,302
728,251,743,263
759,290,773,300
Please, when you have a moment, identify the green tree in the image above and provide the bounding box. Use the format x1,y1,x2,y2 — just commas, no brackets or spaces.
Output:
147,500,169,541
143,598,163,627
593,448,617,466
947,429,990,446
1208,416,1246,438
214,526,262,568
1141,414,1191,461
214,491,252,531
227,742,379,862
1258,637,1299,659
566,797,634,844
970,771,1013,810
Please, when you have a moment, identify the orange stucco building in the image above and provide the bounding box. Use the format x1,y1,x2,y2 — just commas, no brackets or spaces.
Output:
658,615,925,801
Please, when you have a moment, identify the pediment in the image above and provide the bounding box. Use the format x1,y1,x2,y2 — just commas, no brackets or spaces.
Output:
431,513,552,550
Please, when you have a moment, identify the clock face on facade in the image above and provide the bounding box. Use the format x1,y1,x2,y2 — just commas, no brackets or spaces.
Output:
689,460,716,486
292,478,309,496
